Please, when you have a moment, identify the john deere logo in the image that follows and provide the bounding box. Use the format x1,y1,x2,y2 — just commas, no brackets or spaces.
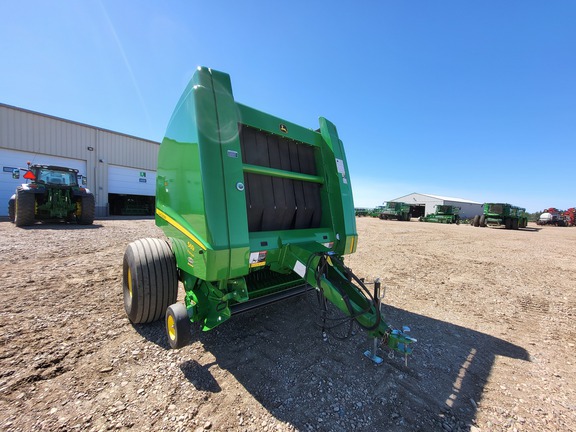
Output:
279,124,288,133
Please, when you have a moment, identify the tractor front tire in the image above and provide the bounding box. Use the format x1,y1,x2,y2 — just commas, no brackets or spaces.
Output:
166,303,191,349
8,198,15,222
479,215,486,227
78,194,95,225
473,215,480,227
123,238,178,324
14,189,35,227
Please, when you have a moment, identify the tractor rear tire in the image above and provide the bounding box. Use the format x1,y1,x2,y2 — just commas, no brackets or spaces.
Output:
14,189,36,227
166,303,191,349
8,198,15,222
505,218,512,229
479,215,486,227
512,218,519,230
123,238,178,324
473,215,480,227
78,194,95,225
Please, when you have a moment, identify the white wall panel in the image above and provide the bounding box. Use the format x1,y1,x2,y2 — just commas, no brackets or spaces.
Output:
108,165,156,196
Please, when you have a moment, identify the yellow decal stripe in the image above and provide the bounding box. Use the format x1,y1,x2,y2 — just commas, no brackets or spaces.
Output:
350,236,356,254
156,209,207,250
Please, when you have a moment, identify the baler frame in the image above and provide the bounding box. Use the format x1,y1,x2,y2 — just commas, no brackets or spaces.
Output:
122,67,414,359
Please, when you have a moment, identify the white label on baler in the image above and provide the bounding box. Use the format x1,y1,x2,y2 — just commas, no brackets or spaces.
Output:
249,251,267,267
335,158,346,175
293,260,306,278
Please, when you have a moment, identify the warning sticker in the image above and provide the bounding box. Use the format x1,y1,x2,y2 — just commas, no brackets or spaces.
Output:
249,251,267,268
293,260,306,278
335,158,346,176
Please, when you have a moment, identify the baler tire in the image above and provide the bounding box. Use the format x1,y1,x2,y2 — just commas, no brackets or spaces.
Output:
123,238,178,324
8,198,15,222
479,215,486,227
166,303,191,349
78,194,95,225
14,189,36,227
473,215,480,227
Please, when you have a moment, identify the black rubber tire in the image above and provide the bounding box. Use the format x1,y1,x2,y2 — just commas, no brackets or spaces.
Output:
473,215,480,227
78,194,95,225
512,218,519,230
123,238,178,324
505,218,512,229
407,213,412,221
8,198,15,222
479,214,486,227
14,189,36,227
166,303,191,349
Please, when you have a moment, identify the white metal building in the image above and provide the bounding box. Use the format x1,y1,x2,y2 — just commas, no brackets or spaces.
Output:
0,103,160,217
389,192,483,219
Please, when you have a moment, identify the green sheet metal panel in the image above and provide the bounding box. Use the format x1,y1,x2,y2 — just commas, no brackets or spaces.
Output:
156,66,357,282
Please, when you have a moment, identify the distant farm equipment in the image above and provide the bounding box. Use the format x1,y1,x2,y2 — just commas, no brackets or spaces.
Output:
537,208,566,226
379,202,412,221
8,163,94,227
355,207,383,217
419,205,461,224
536,207,576,226
355,208,370,217
564,208,576,226
472,203,528,230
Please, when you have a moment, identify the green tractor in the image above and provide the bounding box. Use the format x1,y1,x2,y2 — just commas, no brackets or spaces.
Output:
419,205,461,224
8,163,95,227
378,201,412,221
122,67,415,357
472,203,528,230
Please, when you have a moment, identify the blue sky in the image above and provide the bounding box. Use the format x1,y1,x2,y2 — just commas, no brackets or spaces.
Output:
1,1,574,212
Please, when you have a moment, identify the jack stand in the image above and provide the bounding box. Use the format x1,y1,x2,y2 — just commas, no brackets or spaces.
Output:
364,336,383,364
363,278,384,364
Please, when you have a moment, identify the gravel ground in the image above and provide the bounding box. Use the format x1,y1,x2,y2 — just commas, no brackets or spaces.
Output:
0,217,574,431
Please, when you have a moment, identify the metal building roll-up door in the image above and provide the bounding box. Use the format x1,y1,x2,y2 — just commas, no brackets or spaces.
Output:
0,148,87,217
107,165,156,216
108,165,156,195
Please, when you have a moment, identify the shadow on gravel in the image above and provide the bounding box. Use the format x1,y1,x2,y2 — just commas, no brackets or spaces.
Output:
16,223,104,230
179,360,221,393
132,321,171,350
201,297,528,431
131,296,530,430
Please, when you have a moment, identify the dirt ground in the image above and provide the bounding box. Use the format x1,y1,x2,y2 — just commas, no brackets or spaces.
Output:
0,217,574,432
